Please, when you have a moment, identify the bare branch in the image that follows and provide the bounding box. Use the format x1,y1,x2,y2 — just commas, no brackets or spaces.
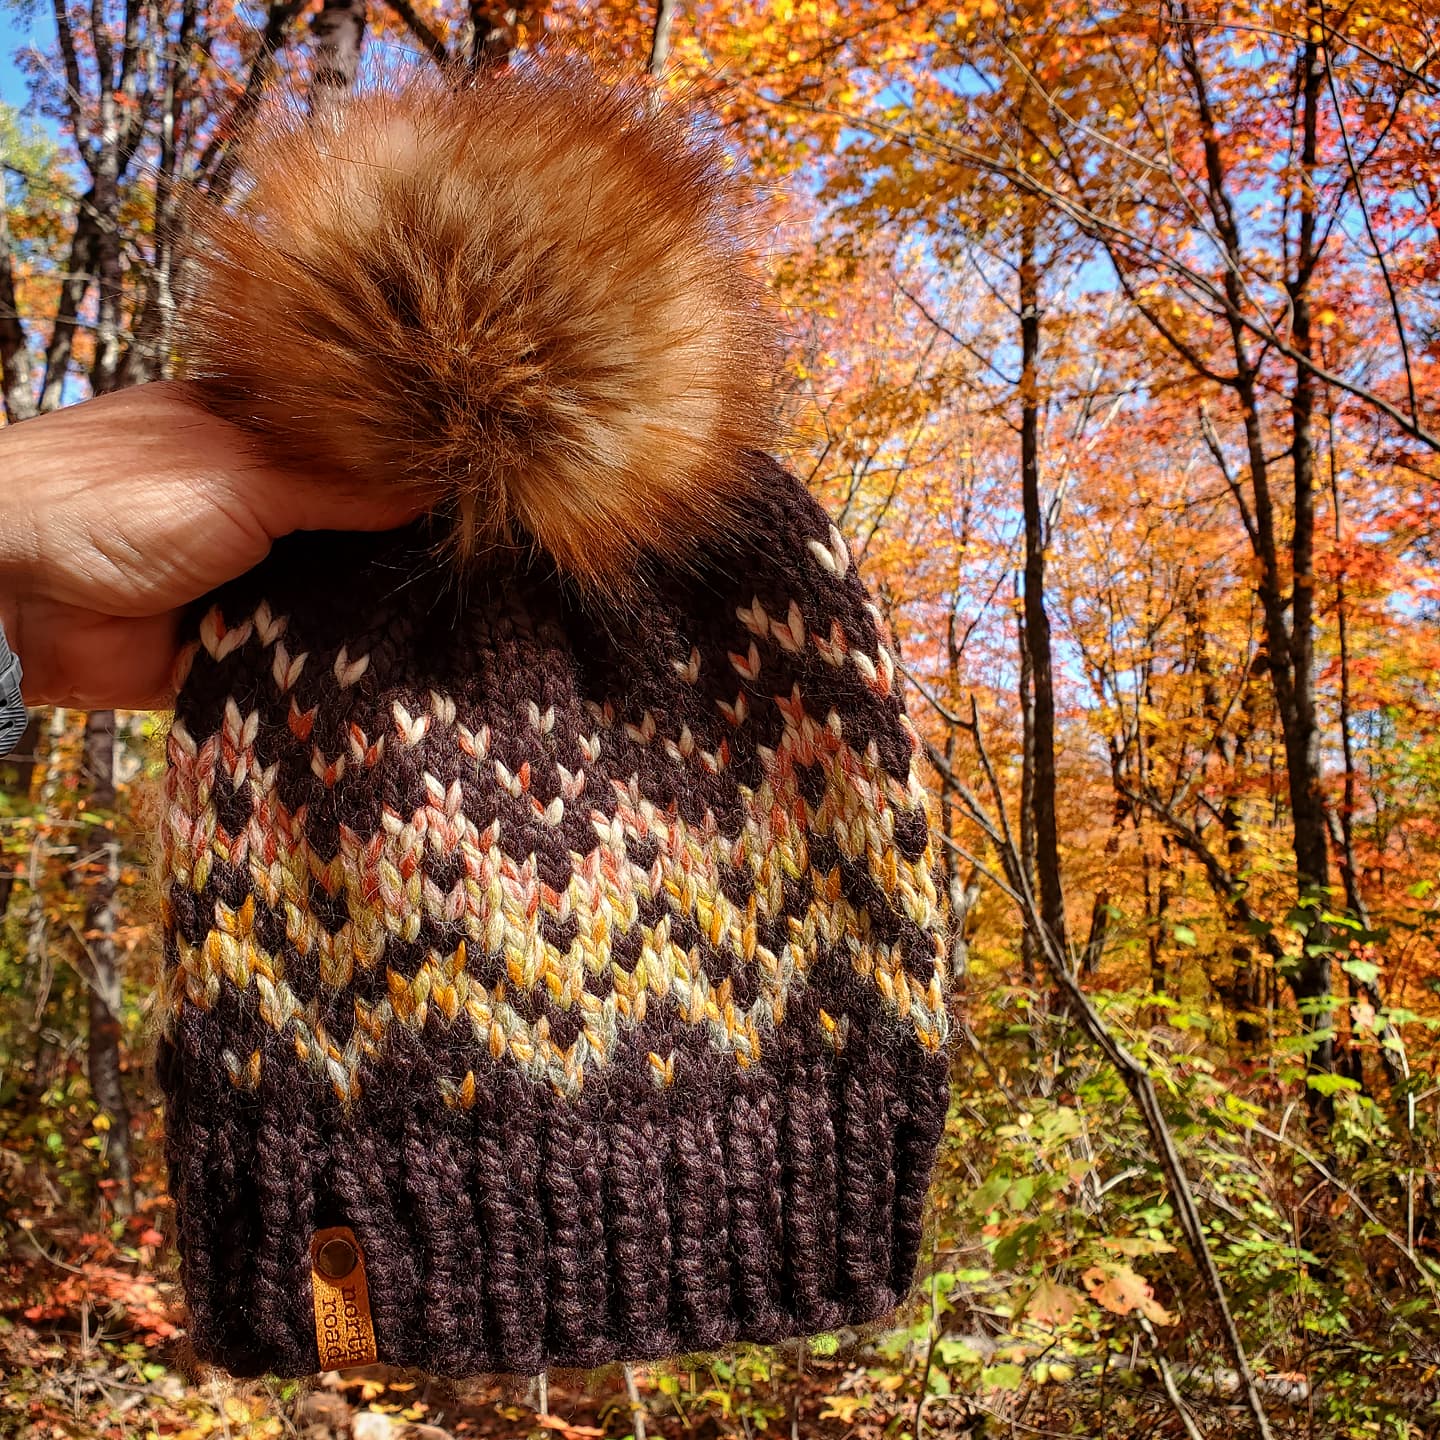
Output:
1321,29,1419,428
386,0,451,66
195,0,307,197
38,207,97,412
744,87,1440,452
1199,403,1259,550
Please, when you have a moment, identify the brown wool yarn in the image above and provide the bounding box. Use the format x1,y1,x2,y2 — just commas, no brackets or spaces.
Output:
158,55,952,1380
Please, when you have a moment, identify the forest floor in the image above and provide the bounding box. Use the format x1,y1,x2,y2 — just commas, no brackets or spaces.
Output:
0,1125,933,1440
0,1165,1290,1440
0,1070,1311,1439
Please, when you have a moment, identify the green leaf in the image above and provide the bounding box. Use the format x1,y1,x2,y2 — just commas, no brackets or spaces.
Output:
1173,924,1197,947
1307,1072,1362,1096
1005,1175,1036,1212
1342,958,1380,986
992,1229,1024,1270
981,1363,1025,1391
936,1338,982,1367
972,1173,1009,1213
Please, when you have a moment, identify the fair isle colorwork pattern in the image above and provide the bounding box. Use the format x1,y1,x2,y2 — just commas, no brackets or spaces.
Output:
158,461,952,1379
161,635,947,1102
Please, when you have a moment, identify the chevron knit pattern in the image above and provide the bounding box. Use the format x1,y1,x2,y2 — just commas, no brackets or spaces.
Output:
158,459,952,1378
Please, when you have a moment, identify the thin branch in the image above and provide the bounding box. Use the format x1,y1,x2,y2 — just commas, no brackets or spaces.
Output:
897,659,968,730
195,0,307,196
622,1365,647,1440
934,824,1021,908
1320,19,1419,428
1119,782,1285,961
1198,402,1259,548
386,0,451,67
1119,8,1440,96
1142,1317,1206,1440
38,207,98,413
895,275,1021,386
742,86,1440,453
1248,1119,1438,1295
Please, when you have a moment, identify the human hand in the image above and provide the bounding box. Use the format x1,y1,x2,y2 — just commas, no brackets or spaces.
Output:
0,383,423,710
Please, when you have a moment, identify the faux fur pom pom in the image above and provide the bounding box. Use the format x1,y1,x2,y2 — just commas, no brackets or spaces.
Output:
179,58,783,588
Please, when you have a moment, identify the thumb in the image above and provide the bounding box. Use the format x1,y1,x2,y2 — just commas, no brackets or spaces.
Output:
243,463,434,543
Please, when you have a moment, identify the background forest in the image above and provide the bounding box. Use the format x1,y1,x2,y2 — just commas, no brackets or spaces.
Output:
3,1,1440,1436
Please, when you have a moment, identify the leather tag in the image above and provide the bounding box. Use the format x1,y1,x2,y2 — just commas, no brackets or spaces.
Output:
310,1226,378,1370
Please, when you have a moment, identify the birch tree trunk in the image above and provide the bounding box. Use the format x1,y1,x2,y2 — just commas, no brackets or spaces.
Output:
312,0,368,114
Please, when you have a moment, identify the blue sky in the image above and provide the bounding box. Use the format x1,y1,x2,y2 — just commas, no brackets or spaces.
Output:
1,4,51,117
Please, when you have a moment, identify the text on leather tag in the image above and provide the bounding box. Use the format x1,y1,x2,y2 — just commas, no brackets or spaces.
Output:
310,1226,378,1370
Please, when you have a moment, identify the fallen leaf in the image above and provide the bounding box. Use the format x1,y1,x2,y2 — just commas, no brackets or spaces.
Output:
1100,1235,1176,1257
1082,1263,1173,1324
535,1415,605,1439
1025,1276,1084,1328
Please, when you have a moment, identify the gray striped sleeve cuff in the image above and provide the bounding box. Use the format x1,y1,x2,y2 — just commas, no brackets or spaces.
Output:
0,623,26,756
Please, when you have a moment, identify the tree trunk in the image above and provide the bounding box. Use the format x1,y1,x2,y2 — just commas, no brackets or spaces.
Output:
1016,588,1039,982
38,208,97,412
466,0,522,69
85,851,132,1212
1018,216,1068,960
1081,887,1110,976
311,0,367,113
0,202,38,422
948,867,982,983
199,0,307,199
0,712,43,921
1149,839,1172,995
1177,15,1335,1079
1082,789,1125,977
648,0,678,76
118,0,197,388
22,709,67,1096
82,710,133,1213
1282,31,1335,1081
88,143,123,394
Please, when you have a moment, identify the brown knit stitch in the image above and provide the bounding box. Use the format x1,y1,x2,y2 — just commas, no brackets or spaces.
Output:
670,1104,735,1352
541,1104,611,1366
781,1052,843,1332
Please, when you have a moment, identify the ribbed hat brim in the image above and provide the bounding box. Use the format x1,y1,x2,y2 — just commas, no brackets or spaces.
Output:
160,985,949,1378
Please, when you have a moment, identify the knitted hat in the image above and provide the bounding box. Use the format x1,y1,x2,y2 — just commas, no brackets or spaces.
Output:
158,58,951,1380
